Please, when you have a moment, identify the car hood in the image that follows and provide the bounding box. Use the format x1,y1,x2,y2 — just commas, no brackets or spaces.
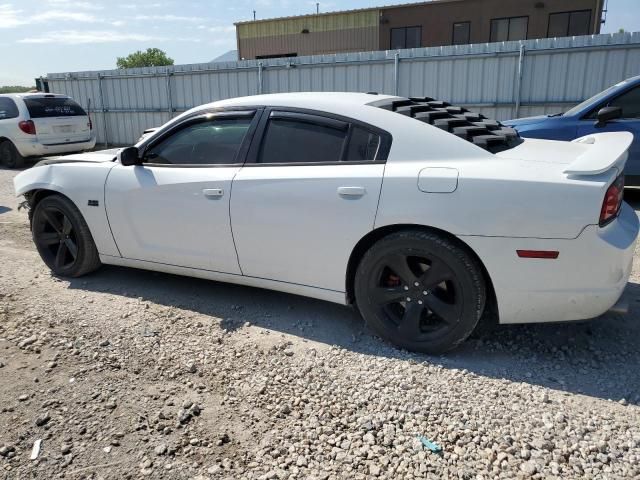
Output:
502,115,552,127
34,148,120,167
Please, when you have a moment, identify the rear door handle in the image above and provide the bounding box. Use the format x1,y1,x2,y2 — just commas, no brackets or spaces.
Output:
338,186,366,198
203,188,224,198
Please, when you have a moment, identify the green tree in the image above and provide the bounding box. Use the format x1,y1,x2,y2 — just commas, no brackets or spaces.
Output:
116,48,174,69
0,85,35,93
619,28,626,33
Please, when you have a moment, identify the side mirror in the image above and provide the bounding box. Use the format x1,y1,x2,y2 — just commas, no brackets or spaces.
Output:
595,106,622,127
118,146,142,166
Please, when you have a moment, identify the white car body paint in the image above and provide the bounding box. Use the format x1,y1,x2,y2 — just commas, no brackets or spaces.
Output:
13,92,639,325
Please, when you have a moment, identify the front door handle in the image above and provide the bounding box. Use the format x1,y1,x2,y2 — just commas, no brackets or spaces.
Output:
203,188,224,198
337,186,366,198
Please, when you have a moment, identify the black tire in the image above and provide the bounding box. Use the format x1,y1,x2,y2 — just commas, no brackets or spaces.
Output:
31,194,101,277
354,230,486,354
0,141,25,169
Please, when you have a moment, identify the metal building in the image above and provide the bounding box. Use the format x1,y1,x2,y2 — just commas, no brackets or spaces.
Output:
236,0,605,60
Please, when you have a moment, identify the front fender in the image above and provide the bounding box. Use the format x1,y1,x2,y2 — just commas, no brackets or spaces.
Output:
13,163,121,257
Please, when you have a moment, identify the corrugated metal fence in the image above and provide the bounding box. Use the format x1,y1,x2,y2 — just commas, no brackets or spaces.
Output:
46,32,640,146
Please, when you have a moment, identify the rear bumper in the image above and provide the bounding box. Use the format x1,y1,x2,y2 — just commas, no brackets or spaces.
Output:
14,136,96,157
462,203,639,324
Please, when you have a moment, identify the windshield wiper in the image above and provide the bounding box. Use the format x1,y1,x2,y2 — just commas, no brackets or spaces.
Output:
547,112,563,117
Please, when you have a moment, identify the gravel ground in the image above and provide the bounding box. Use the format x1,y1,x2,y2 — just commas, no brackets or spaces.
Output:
0,162,639,479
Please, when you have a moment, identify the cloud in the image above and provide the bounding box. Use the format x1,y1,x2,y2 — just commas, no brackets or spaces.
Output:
0,4,100,28
18,30,162,44
43,0,104,10
0,4,26,27
134,14,201,22
208,25,236,34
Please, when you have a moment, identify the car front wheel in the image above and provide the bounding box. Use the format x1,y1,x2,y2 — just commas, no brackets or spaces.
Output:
31,194,102,277
354,230,486,354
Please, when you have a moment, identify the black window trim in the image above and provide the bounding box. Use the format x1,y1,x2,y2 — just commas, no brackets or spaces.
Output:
452,21,471,46
489,15,529,43
390,25,422,50
139,107,261,168
547,9,592,38
244,107,393,167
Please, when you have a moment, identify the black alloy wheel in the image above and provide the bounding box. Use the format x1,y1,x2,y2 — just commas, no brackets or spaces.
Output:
31,194,101,277
33,205,79,271
370,253,462,341
355,230,486,354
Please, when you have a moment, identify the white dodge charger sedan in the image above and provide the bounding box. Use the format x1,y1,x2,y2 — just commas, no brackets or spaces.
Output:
13,93,639,353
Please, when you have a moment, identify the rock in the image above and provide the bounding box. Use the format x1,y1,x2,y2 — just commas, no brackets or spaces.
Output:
283,349,294,357
19,335,37,348
189,438,200,446
61,444,72,455
216,433,230,446
99,339,110,347
520,461,538,476
619,398,628,406
186,362,197,373
35,413,50,426
154,444,167,456
18,394,28,401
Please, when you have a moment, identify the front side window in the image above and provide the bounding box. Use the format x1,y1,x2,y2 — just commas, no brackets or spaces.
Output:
390,26,422,50
24,97,86,118
548,10,591,38
609,86,640,119
452,22,471,45
0,98,19,120
490,16,528,42
145,116,252,165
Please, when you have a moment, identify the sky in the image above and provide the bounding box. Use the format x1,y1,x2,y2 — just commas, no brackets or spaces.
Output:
0,0,638,86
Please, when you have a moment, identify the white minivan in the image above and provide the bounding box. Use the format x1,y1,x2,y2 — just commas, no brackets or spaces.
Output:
0,93,96,168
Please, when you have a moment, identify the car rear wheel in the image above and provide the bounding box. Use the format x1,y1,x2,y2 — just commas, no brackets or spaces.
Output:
354,230,486,354
0,141,25,169
32,194,101,277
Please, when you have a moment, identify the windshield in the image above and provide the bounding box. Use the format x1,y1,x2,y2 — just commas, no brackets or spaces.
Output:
24,97,87,118
564,80,629,116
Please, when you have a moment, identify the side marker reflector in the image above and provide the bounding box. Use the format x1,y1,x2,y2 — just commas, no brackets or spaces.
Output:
516,250,559,259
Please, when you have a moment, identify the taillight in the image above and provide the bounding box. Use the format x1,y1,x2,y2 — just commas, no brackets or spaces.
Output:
18,120,36,135
599,174,624,227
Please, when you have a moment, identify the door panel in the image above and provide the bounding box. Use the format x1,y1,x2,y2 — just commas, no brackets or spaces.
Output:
105,165,241,273
230,164,384,291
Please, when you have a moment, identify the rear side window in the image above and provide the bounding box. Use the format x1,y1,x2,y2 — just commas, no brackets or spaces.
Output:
24,97,86,118
0,98,19,120
346,127,381,161
259,117,347,164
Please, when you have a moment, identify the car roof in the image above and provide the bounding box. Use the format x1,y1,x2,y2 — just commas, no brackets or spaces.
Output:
192,92,397,112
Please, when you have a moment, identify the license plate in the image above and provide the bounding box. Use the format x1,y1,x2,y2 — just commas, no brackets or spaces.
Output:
53,125,73,133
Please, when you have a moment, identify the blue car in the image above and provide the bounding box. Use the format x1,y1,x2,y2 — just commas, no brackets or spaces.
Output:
505,75,640,185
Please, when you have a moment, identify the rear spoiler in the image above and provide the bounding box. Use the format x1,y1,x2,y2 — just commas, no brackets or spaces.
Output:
564,132,633,176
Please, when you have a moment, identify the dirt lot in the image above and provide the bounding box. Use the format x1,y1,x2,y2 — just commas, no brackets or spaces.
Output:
0,162,639,480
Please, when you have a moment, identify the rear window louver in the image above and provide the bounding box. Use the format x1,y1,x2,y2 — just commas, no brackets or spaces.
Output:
371,96,522,153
